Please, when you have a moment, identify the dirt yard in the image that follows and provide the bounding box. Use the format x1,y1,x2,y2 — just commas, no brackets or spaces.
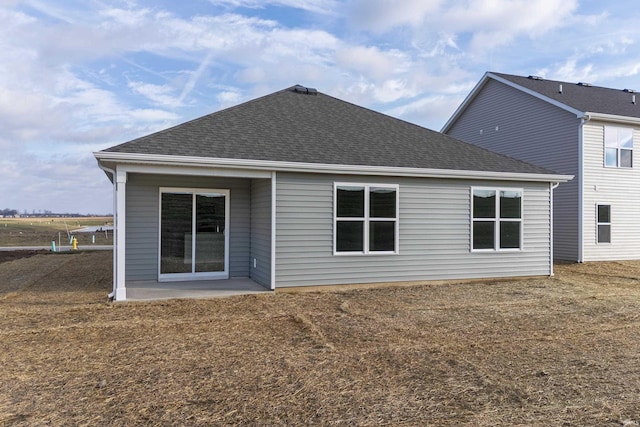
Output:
1,252,640,426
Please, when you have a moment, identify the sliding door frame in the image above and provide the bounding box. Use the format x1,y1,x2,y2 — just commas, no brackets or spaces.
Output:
158,187,230,282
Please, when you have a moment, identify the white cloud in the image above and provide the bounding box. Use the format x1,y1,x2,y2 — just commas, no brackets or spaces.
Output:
439,0,579,51
385,94,463,130
99,6,151,26
417,34,461,58
349,0,579,53
334,46,409,80
208,0,339,15
128,82,181,107
128,109,180,123
349,0,443,32
0,152,113,214
216,90,243,107
0,0,637,214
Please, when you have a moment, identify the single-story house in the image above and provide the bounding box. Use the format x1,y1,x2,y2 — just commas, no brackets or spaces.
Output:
95,85,572,301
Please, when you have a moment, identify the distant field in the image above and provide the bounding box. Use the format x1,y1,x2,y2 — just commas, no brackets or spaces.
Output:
0,217,113,247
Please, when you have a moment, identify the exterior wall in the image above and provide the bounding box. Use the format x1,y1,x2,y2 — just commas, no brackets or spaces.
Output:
446,79,581,261
274,172,552,287
582,122,640,260
250,178,272,287
125,173,251,281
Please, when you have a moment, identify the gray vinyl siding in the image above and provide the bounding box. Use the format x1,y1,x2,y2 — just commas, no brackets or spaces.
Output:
250,178,272,287
125,174,251,281
446,79,581,261
274,172,552,287
582,122,640,261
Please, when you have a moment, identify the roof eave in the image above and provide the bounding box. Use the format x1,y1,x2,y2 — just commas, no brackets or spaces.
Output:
94,151,573,183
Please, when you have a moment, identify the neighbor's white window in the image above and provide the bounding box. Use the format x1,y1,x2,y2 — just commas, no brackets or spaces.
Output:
604,126,633,168
597,204,611,244
334,183,399,254
472,188,523,251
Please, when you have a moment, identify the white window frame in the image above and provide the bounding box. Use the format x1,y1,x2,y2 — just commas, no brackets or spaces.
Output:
158,187,230,281
333,183,399,255
471,187,523,252
596,203,611,244
604,126,633,168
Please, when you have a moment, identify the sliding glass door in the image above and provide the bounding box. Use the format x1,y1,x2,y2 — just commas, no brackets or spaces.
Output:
159,188,229,280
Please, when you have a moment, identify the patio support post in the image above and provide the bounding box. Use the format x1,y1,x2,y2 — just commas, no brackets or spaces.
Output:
270,171,276,290
114,169,127,301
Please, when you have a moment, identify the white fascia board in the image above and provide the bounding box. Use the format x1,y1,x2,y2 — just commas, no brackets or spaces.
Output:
582,112,640,126
119,162,271,179
95,151,573,183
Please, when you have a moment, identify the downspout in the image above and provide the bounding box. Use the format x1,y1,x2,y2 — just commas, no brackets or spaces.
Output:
578,115,590,263
549,181,560,276
97,161,117,300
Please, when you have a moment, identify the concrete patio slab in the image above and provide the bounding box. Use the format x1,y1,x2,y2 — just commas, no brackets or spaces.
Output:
125,277,271,301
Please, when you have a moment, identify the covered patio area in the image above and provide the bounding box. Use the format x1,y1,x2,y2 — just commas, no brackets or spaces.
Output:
125,278,271,301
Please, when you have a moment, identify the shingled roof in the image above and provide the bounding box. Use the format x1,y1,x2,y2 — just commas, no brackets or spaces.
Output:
101,85,556,176
492,72,640,118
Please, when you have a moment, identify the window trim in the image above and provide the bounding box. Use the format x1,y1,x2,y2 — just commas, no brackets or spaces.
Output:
604,126,633,169
333,183,399,256
471,187,523,252
596,203,611,244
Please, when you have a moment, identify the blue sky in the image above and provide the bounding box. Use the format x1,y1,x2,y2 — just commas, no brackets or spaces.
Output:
2,0,639,214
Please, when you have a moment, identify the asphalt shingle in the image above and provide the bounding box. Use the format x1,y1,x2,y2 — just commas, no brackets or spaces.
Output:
493,72,640,118
103,85,556,175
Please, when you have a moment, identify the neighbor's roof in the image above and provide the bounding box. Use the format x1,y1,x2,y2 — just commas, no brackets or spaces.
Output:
99,85,558,176
492,72,640,118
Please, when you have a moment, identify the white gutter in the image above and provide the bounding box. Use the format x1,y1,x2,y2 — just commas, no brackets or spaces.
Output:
582,112,640,126
94,152,573,184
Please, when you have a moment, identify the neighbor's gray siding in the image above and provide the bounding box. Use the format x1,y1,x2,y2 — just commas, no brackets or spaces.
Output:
250,178,272,287
446,79,580,261
274,172,552,287
582,122,640,261
125,174,251,281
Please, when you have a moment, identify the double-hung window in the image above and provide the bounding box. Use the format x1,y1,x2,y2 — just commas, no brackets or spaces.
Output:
597,204,611,243
472,188,523,251
605,126,633,168
334,183,399,254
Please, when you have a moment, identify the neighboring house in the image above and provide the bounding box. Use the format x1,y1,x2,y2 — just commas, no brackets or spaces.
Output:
443,72,640,262
95,85,570,301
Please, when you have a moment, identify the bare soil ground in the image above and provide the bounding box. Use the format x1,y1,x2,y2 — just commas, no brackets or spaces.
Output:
1,252,640,426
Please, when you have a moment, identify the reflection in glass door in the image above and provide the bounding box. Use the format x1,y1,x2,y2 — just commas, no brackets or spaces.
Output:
160,189,228,279
195,194,225,272
160,193,193,274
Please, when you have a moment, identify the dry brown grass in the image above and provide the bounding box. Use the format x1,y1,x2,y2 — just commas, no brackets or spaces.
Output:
0,217,112,247
1,252,640,426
